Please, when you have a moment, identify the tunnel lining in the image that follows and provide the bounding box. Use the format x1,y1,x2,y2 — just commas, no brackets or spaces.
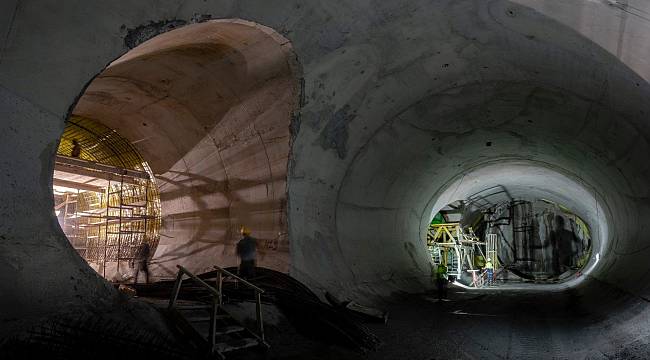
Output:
327,71,650,300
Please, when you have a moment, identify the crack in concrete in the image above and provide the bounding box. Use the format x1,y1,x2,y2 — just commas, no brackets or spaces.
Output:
205,131,234,243
0,0,19,66
253,123,275,200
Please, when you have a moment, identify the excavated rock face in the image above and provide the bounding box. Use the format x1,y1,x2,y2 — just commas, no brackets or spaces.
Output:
3,0,650,357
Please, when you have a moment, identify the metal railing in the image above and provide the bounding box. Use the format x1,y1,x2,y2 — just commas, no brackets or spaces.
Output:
212,265,266,345
167,265,266,355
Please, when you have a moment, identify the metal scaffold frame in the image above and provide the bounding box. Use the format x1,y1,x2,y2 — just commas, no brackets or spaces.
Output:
54,116,161,280
427,222,491,286
58,174,161,278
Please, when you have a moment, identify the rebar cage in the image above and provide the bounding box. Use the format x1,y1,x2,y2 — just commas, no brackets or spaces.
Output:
54,116,161,279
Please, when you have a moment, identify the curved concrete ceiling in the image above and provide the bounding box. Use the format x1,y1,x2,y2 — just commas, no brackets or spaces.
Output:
3,0,650,357
286,2,650,303
324,79,642,298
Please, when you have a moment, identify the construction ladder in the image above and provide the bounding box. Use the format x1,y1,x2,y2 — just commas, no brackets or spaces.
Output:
168,265,268,359
486,233,498,269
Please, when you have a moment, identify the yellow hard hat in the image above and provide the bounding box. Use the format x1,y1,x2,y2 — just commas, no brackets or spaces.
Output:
240,225,251,236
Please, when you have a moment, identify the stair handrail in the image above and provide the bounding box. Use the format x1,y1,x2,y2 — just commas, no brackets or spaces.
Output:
168,265,224,355
213,265,266,344
167,264,268,353
213,265,265,293
168,265,221,309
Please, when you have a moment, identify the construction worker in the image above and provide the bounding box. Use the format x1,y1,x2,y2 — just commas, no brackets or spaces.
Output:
436,262,448,300
130,242,150,284
485,257,494,286
236,225,257,278
71,139,81,158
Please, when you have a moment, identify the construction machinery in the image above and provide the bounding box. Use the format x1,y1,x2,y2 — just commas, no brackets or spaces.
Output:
427,222,497,287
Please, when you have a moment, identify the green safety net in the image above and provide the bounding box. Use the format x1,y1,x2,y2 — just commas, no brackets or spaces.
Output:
431,212,445,225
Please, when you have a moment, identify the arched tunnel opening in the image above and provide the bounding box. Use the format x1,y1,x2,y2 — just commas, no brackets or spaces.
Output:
424,160,600,288
428,195,593,287
53,116,161,281
4,1,650,359
60,19,302,284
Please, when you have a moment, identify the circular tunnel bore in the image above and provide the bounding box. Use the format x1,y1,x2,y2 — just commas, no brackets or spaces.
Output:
288,3,650,357
422,159,609,288
9,2,650,359
53,116,161,281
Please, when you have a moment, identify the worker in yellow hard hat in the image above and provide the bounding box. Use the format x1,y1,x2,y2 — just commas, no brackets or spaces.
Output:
240,225,251,236
71,139,81,158
485,257,494,286
236,225,257,278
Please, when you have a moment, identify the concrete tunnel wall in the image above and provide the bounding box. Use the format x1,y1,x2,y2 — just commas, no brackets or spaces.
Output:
72,20,301,279
3,0,650,345
289,0,650,303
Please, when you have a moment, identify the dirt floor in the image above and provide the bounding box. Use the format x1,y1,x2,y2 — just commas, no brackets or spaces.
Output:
230,285,638,360
139,281,650,360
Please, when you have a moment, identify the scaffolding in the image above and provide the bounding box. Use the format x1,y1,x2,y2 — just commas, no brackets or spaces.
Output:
486,233,498,269
54,115,161,280
59,176,161,278
427,223,487,285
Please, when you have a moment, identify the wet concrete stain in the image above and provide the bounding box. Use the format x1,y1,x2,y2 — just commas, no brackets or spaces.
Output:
319,104,355,159
124,19,188,49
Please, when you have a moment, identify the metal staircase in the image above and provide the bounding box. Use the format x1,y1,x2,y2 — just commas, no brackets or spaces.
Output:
167,265,268,359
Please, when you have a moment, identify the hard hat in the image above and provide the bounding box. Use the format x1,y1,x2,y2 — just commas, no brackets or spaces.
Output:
240,225,251,236
487,257,492,261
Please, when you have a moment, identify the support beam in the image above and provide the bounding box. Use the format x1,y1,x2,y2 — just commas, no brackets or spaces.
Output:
55,155,150,180
52,178,104,193
54,163,141,185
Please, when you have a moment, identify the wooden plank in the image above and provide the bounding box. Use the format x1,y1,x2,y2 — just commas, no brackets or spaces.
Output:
215,338,259,353
186,314,229,322
213,325,244,336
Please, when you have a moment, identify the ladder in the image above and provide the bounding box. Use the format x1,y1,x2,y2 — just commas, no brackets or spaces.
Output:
449,248,461,278
430,246,441,265
486,234,498,269
168,265,268,359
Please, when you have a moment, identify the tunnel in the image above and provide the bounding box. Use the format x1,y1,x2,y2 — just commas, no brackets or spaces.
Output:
2,0,650,358
70,19,301,279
